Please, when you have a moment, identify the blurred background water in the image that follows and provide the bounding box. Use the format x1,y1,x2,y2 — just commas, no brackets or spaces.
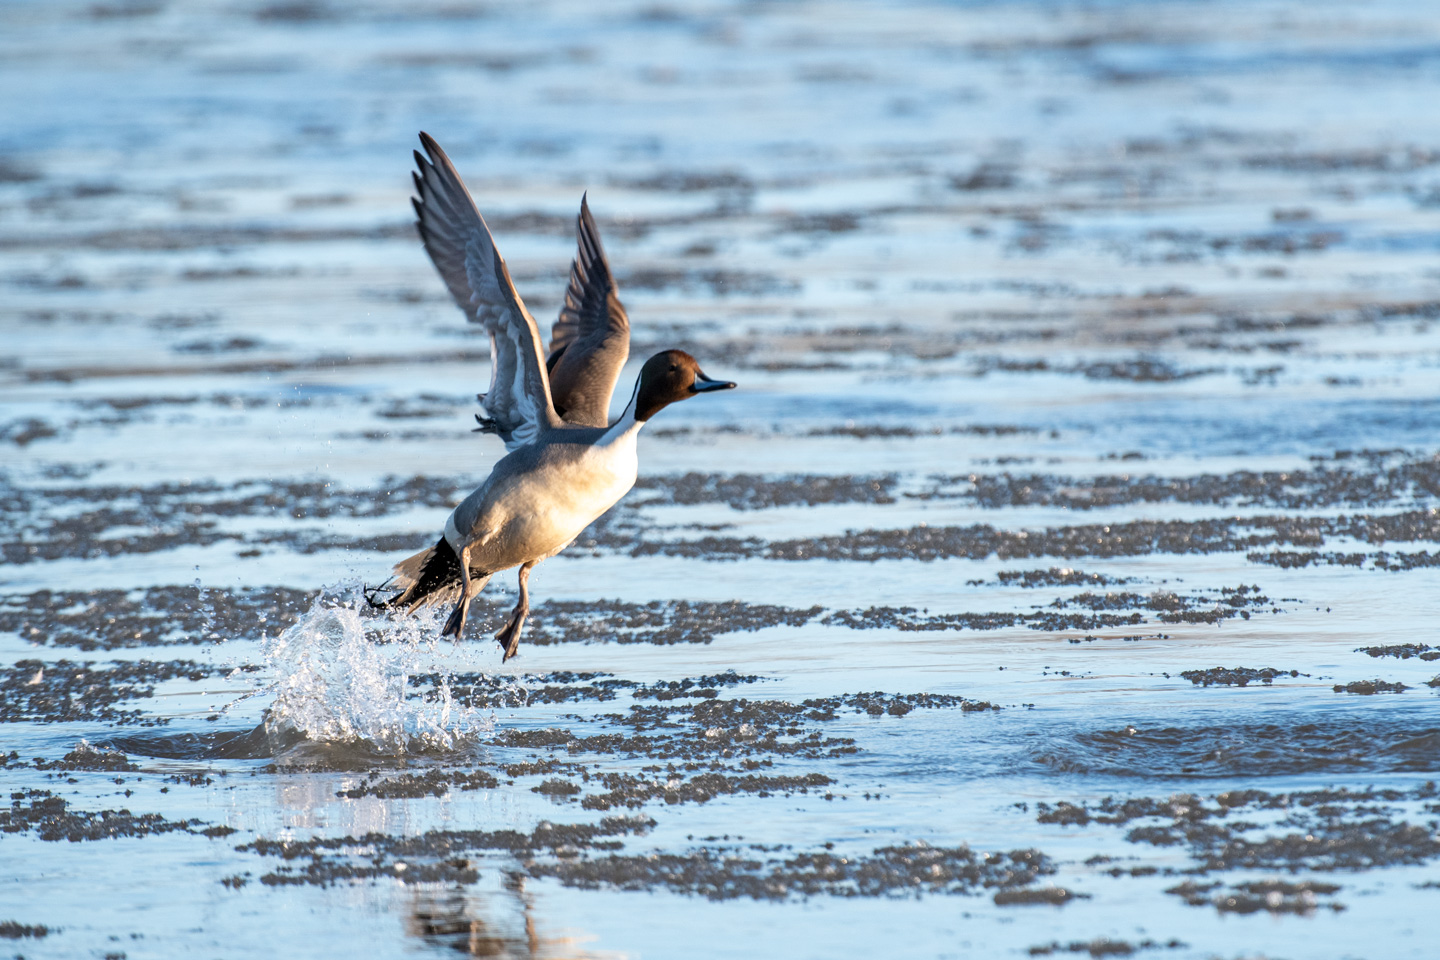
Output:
3,1,1440,957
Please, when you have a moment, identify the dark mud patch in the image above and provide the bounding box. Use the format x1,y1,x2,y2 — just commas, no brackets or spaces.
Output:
244,809,1052,902
943,454,1440,511
1037,718,1440,777
1333,679,1407,695
579,770,833,810
0,922,50,939
632,672,765,701
1,417,60,446
823,585,1271,634
993,885,1088,905
2,789,220,843
33,743,138,772
0,659,226,723
20,471,1438,569
0,586,311,650
620,267,798,298
990,568,1137,588
522,600,820,648
1167,878,1344,915
1040,783,1440,872
1028,938,1184,957
0,221,414,254
414,669,764,708
494,691,994,764
823,606,1147,633
1359,644,1440,661
1250,548,1440,571
530,842,1053,902
0,474,466,565
237,816,653,888
632,472,898,509
336,768,499,800
1179,667,1307,687
805,423,1042,440
971,355,1221,383
108,724,289,761
637,509,1440,564
109,724,450,774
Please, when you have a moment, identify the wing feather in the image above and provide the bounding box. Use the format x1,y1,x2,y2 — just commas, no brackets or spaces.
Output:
412,132,559,449
545,195,630,426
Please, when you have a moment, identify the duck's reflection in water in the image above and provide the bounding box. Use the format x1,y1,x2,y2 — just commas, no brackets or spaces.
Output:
405,875,606,959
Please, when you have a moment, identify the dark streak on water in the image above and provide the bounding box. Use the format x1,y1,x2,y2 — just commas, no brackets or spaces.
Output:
4,0,1440,957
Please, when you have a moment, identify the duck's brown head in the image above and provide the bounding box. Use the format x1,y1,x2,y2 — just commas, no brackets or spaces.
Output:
634,350,736,422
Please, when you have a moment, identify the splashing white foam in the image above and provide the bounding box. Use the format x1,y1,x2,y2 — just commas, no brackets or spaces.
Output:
261,582,485,754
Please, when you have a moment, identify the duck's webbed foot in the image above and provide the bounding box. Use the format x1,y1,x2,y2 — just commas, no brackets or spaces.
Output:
495,562,535,662
441,547,474,639
441,594,471,639
363,578,398,610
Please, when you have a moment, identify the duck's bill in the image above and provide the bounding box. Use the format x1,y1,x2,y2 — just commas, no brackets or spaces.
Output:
691,370,737,393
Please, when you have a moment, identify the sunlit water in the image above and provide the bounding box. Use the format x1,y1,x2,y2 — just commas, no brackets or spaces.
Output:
4,0,1440,957
261,585,481,754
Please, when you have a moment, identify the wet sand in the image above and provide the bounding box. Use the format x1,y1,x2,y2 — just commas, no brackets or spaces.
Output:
4,0,1440,957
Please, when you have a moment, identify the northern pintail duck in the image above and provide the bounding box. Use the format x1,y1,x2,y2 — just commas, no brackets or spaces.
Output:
375,133,735,660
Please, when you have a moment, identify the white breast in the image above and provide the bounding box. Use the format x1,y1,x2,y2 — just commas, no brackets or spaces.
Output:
464,428,640,571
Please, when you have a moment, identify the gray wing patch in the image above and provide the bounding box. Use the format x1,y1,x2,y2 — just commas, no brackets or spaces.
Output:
546,194,630,427
413,132,559,450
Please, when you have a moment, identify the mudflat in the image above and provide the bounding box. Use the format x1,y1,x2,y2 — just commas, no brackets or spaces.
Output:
3,1,1440,957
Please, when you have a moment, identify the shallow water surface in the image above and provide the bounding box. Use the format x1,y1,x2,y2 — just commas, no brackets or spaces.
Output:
3,1,1440,957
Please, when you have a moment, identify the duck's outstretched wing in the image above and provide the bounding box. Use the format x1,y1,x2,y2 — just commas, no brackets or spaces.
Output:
545,195,630,427
412,132,560,450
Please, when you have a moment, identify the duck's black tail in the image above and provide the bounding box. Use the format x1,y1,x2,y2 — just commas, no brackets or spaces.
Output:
368,536,464,611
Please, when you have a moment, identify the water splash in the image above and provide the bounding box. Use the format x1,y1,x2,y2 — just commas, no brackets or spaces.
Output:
260,582,487,754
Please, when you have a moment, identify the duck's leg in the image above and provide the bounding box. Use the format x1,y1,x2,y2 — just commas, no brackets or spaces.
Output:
495,561,535,662
441,546,473,639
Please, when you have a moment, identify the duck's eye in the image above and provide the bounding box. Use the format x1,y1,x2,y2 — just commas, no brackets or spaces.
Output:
669,365,678,372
